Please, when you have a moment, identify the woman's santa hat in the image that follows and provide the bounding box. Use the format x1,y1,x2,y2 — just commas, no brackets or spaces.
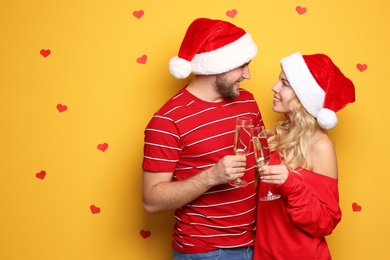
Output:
280,52,356,129
169,18,258,79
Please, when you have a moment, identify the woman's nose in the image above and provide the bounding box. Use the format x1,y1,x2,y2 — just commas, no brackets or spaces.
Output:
271,80,282,92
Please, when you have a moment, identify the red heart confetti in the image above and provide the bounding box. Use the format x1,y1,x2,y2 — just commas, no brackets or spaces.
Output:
226,9,237,18
296,6,307,15
137,55,147,64
356,63,368,72
352,202,362,212
97,143,108,152
40,49,51,58
140,230,151,239
90,205,101,214
56,104,67,113
133,10,144,19
36,170,46,180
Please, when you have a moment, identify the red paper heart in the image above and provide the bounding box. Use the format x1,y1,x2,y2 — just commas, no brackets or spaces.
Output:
226,9,237,18
140,230,151,239
133,10,144,19
40,49,51,58
97,143,108,152
90,205,101,214
296,6,307,15
137,55,147,64
56,104,67,112
36,170,46,180
356,63,367,72
352,202,362,212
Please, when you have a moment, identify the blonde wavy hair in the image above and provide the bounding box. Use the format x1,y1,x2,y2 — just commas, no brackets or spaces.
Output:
267,94,325,172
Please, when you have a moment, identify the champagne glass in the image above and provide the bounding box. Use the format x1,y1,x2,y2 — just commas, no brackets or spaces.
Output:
230,117,252,187
252,126,281,201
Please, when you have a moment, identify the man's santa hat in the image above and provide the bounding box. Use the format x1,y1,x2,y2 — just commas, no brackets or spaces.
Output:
280,52,356,129
169,18,258,79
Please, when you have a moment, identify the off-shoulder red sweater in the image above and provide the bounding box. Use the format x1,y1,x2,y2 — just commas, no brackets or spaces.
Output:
254,152,341,260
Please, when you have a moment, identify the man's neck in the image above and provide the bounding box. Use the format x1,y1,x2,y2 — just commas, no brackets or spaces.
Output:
186,75,223,102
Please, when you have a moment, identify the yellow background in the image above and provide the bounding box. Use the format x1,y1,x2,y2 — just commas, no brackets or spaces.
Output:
1,0,389,259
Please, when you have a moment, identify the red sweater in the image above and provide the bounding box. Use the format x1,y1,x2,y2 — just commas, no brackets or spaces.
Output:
254,153,341,260
143,87,263,253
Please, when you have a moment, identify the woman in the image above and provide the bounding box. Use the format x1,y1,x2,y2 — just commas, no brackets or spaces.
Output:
254,52,356,259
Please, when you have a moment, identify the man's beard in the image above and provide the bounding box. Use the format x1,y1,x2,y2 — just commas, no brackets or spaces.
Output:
215,74,240,99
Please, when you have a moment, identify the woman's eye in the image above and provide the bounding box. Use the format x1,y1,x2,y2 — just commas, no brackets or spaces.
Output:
281,80,290,88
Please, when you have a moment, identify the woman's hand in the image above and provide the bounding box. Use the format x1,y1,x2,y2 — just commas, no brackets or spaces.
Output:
259,164,290,185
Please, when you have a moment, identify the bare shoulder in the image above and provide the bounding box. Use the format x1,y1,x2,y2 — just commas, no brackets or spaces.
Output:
307,132,338,179
311,133,335,153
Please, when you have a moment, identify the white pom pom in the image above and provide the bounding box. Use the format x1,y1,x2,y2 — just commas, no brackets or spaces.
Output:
169,56,192,79
317,108,338,129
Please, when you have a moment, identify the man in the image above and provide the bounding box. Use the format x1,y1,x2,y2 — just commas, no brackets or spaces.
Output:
142,17,263,259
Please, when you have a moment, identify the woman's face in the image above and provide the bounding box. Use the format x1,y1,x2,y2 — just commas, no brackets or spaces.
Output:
271,70,295,115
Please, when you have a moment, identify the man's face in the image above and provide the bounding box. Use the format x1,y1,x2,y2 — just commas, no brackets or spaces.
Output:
215,63,251,99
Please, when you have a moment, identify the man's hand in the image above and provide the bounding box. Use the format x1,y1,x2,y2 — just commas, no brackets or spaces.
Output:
207,155,247,185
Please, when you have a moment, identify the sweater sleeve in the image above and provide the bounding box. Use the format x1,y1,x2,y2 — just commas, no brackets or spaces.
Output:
278,171,342,237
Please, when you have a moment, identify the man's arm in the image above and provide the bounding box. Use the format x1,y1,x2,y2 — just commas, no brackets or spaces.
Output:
142,155,247,214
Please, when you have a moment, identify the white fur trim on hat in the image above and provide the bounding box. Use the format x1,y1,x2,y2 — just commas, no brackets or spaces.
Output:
169,33,257,78
280,52,330,124
191,33,257,75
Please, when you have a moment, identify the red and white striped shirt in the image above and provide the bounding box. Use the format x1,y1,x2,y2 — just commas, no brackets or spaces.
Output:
143,87,263,253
